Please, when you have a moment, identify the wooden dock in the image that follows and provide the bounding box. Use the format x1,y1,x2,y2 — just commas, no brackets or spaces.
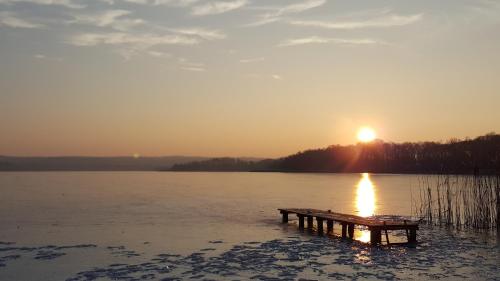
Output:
278,208,418,245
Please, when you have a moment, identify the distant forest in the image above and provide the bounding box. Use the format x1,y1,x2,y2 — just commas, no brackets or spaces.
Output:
171,133,500,175
0,156,208,171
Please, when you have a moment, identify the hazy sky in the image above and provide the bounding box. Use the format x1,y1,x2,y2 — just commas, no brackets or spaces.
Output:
1,0,500,157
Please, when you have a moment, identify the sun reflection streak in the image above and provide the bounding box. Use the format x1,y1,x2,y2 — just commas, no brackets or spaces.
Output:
356,173,376,217
358,229,371,243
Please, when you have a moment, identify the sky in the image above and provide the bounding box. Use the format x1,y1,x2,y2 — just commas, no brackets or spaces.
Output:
1,0,500,158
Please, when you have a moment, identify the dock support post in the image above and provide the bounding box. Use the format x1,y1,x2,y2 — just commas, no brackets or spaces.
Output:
347,224,355,239
281,211,289,223
404,220,409,240
370,228,382,245
298,215,304,229
383,221,390,245
307,216,314,230
409,228,417,243
341,223,347,238
326,220,334,233
316,218,324,235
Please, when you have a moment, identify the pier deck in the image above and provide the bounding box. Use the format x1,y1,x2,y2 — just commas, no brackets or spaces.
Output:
278,208,418,245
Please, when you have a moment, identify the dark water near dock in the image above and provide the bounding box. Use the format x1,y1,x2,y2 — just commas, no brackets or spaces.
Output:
0,172,498,280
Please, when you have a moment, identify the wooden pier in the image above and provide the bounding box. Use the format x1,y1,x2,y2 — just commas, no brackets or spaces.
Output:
278,208,418,245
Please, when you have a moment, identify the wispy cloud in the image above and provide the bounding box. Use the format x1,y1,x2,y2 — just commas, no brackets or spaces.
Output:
67,11,226,60
68,32,200,47
289,14,423,29
70,10,144,31
271,74,282,80
34,54,63,61
244,17,280,27
114,0,200,6
0,11,43,28
239,57,264,63
170,28,226,40
245,0,325,27
278,36,383,47
122,0,149,4
182,66,205,71
266,0,326,18
153,0,200,6
147,50,172,58
66,8,227,60
191,0,247,16
178,57,205,71
0,0,84,9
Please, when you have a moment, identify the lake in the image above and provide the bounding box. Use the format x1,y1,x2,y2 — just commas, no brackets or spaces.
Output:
0,172,498,280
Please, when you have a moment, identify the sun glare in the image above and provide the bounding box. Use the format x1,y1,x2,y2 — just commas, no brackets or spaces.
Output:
357,127,376,143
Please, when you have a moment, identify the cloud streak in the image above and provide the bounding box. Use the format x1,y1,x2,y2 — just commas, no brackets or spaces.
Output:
68,32,200,47
191,0,247,16
34,54,63,61
70,9,145,31
245,0,326,27
0,11,43,28
239,57,264,63
289,14,423,29
0,0,84,9
170,27,226,40
153,0,199,6
278,36,383,47
266,0,326,17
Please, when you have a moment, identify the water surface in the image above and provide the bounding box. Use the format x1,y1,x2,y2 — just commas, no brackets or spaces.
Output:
0,172,498,280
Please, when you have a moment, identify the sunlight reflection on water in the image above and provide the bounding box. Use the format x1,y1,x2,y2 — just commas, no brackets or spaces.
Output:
355,173,376,243
356,173,376,217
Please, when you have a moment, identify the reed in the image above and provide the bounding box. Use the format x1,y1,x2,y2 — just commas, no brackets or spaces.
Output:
416,174,499,231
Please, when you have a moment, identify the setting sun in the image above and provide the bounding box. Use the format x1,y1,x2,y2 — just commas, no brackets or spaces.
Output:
357,127,376,143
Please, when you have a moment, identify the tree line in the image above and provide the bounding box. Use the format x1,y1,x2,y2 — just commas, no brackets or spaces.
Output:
170,133,500,175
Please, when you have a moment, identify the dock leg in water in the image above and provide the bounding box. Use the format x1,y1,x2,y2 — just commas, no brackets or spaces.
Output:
316,218,324,235
409,229,417,243
341,223,347,238
307,216,314,230
348,224,355,239
298,215,305,229
370,228,382,245
281,211,289,223
326,220,334,233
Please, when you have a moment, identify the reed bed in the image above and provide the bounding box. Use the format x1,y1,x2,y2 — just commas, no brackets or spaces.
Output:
415,175,499,231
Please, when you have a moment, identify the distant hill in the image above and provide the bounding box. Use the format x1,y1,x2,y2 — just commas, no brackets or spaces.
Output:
168,133,500,175
0,156,209,171
170,157,274,172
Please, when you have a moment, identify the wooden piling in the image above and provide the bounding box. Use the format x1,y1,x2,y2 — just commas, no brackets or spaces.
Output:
370,227,382,245
341,222,347,238
298,214,305,229
409,228,417,243
404,220,409,240
316,217,324,235
307,216,314,230
281,211,289,223
383,221,390,245
348,223,355,239
326,219,334,233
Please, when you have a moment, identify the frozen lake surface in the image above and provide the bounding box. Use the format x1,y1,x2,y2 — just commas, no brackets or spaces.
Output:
0,172,498,280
